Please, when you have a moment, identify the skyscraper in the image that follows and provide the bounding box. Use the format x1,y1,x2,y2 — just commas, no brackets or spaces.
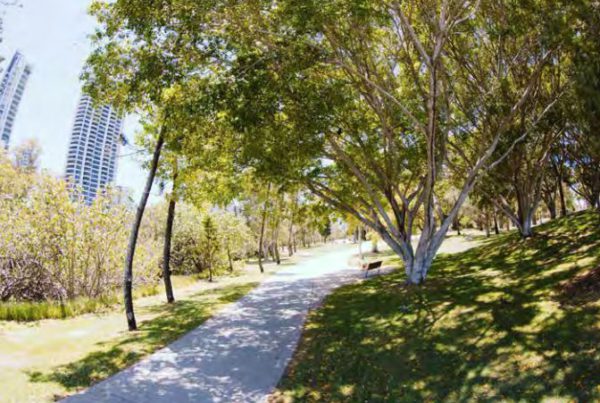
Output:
0,51,31,149
65,94,123,204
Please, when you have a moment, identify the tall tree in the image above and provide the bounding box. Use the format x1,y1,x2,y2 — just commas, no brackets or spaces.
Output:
213,0,567,283
88,0,574,285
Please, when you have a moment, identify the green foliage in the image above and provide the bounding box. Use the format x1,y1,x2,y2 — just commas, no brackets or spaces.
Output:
168,203,253,276
0,151,160,303
275,211,600,401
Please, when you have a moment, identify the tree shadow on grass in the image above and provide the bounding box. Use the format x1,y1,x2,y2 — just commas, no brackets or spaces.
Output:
28,282,257,394
274,211,600,402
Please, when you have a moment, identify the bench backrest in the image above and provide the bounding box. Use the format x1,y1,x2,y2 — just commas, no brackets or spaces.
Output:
367,260,382,270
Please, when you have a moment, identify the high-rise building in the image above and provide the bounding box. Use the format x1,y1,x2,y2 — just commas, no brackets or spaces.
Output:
0,51,31,149
65,94,123,204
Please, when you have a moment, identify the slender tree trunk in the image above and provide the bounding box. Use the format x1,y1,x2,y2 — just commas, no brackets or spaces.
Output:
493,211,500,235
287,223,294,257
162,193,176,304
124,127,165,331
545,197,557,219
558,180,567,217
268,242,276,261
371,239,378,253
258,183,271,273
274,241,281,265
226,244,234,273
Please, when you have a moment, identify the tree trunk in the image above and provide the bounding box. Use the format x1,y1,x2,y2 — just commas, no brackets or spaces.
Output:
521,215,534,238
274,241,281,265
123,128,165,331
287,224,294,257
162,194,176,304
545,196,557,219
493,211,500,235
226,244,234,272
258,183,271,273
268,242,276,261
371,239,378,253
558,180,567,217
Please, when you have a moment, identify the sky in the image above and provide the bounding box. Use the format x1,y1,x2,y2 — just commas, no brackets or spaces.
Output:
0,0,152,201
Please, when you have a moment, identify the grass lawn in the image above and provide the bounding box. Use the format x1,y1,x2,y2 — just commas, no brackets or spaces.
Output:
273,211,600,402
0,269,271,402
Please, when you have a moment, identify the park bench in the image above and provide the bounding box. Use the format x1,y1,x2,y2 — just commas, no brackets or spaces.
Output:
362,260,383,278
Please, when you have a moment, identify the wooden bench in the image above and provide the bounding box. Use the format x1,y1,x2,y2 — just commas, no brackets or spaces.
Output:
362,260,383,278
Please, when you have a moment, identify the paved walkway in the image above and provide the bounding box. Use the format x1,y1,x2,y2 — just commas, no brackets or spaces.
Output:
66,243,385,403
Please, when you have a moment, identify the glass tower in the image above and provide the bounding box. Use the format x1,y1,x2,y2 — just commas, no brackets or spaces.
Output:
65,94,122,204
0,51,31,149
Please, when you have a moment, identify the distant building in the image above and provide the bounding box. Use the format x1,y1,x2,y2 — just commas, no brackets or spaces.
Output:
65,94,123,204
0,51,31,149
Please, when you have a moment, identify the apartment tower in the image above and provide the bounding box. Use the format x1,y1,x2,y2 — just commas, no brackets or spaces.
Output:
65,94,122,203
0,51,31,148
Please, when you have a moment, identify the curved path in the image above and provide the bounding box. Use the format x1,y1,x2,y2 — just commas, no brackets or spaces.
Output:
65,243,383,403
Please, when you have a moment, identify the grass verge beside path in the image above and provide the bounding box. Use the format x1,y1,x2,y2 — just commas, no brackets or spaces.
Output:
0,273,265,402
0,243,339,403
272,211,600,402
0,275,199,322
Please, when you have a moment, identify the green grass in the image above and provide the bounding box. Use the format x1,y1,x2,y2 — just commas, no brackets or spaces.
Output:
0,279,258,402
0,275,201,321
0,295,120,321
274,211,600,402
27,282,257,392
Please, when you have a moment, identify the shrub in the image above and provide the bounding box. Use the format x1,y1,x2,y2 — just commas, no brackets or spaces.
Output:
0,152,160,304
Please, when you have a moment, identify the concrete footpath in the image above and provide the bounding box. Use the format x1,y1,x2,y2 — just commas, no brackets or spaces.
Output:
65,244,386,403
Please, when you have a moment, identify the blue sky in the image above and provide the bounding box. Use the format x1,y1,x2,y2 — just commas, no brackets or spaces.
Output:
0,0,152,201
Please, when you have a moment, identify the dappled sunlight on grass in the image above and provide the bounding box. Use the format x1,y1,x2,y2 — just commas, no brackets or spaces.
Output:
0,280,258,403
272,211,600,402
29,282,258,396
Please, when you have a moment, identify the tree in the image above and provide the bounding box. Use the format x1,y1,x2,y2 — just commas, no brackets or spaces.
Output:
12,138,41,172
123,123,164,329
566,0,600,210
87,0,573,285
161,165,177,303
257,183,272,273
84,0,238,328
212,0,567,283
319,219,332,244
201,215,219,282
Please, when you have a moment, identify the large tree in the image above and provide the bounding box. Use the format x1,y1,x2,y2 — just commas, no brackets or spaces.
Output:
88,0,572,285
212,0,568,283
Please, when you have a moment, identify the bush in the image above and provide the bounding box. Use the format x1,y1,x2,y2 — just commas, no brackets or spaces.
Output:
0,152,160,304
170,205,253,276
